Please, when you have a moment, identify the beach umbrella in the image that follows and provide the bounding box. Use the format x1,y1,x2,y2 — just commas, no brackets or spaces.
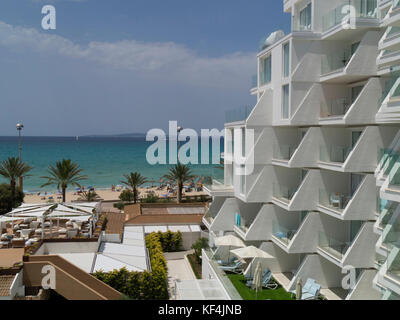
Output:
230,246,274,279
215,235,245,247
230,246,275,260
214,235,246,263
253,261,262,300
296,278,303,300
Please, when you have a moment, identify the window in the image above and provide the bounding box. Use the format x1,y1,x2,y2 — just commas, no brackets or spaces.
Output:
282,85,290,119
241,128,246,158
299,3,312,31
240,165,245,194
260,55,271,85
283,42,290,78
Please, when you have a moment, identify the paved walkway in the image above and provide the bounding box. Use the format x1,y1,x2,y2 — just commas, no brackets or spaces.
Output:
166,250,196,299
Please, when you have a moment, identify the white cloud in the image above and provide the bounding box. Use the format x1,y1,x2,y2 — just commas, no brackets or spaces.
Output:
0,21,255,87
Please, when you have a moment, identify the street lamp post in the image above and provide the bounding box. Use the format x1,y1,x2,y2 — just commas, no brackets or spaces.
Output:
16,123,24,191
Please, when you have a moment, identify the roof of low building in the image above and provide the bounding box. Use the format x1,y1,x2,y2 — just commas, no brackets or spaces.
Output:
0,275,15,297
0,248,24,268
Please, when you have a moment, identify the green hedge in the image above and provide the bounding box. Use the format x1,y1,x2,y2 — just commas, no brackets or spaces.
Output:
93,232,171,300
157,230,182,252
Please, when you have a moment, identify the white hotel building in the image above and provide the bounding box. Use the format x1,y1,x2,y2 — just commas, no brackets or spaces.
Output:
202,0,400,300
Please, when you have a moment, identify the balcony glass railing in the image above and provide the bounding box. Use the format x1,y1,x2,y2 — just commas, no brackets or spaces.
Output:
273,144,298,161
203,249,242,300
379,201,398,229
272,183,299,203
318,232,351,261
320,145,353,163
383,220,400,251
225,105,254,123
380,66,400,105
321,48,354,75
322,0,378,32
387,26,400,38
319,189,352,212
321,97,351,118
272,221,297,246
387,247,400,282
388,163,400,187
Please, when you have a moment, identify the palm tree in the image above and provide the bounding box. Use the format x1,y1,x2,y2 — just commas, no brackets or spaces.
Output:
120,172,148,204
78,190,100,202
41,159,88,203
163,163,195,203
0,157,32,207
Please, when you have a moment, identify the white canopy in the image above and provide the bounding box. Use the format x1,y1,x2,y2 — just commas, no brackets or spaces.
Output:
47,210,91,218
214,235,246,248
230,246,275,259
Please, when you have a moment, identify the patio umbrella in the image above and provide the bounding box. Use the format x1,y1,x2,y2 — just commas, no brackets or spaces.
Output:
296,278,303,300
253,261,262,300
214,235,246,264
214,235,245,247
230,246,275,259
230,246,274,279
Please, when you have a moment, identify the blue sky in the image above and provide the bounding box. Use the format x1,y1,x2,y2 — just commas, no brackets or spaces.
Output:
0,0,290,136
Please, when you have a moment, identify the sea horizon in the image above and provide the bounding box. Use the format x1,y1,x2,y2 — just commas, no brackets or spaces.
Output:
0,136,224,193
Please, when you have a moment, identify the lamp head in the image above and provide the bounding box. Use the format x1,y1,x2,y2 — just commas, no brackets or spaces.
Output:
16,123,24,131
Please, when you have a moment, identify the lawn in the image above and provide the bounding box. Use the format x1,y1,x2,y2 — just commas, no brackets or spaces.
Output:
227,274,295,300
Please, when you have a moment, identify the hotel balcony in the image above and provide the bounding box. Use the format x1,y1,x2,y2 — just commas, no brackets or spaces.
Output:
203,178,234,198
271,168,320,211
318,171,377,220
231,203,265,242
271,211,321,254
318,126,398,173
320,31,380,83
202,197,229,231
319,78,383,125
225,105,254,125
345,269,381,300
271,127,320,168
287,254,349,300
246,88,273,127
374,246,400,296
317,221,378,268
321,0,379,40
374,200,400,235
202,198,241,233
376,66,400,122
253,241,305,291
382,0,400,27
379,26,400,52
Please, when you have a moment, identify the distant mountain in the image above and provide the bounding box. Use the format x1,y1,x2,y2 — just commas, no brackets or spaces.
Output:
82,132,146,138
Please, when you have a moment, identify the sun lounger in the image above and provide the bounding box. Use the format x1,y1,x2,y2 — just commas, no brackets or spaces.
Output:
220,261,243,274
246,269,278,290
290,278,321,300
217,256,236,266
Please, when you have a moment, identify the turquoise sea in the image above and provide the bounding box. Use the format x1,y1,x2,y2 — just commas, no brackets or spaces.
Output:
0,136,224,192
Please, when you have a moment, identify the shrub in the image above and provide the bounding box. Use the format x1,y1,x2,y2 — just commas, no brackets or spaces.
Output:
141,192,159,203
113,202,125,210
157,230,182,252
94,232,169,300
191,237,209,264
119,189,134,202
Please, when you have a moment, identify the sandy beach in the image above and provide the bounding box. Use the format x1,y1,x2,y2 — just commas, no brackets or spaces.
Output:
24,186,207,204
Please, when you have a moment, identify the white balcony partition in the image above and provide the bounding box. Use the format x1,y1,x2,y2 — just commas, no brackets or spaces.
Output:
346,269,381,300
